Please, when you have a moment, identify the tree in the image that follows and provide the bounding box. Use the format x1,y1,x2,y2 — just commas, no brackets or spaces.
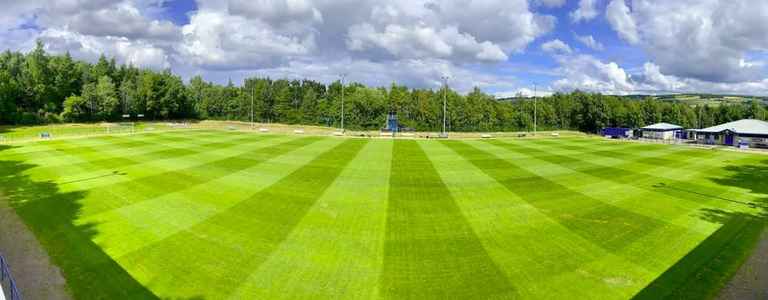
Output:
95,76,119,119
61,95,89,122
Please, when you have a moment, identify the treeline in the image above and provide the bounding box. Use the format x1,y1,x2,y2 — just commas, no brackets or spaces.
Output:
1,41,767,132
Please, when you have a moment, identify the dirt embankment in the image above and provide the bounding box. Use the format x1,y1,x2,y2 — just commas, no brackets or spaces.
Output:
0,196,70,300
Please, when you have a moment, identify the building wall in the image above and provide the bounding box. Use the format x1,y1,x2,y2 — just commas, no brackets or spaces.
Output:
642,130,675,140
736,136,768,148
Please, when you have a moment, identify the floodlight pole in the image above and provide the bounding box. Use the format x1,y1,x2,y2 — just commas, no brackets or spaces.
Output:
442,76,450,136
340,73,347,133
250,79,255,130
534,83,537,136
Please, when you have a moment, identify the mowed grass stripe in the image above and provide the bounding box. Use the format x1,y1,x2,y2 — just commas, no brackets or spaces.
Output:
444,140,669,255
83,136,327,259
6,130,234,181
486,139,726,272
421,141,647,299
381,140,515,299
491,140,716,213
120,139,368,299
229,140,393,299
70,134,294,217
23,131,264,178
511,139,755,211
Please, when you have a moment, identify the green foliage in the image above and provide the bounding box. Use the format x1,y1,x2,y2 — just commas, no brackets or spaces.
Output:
60,95,88,121
1,41,767,130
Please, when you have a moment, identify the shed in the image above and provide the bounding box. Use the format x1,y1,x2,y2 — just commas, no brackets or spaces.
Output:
640,123,684,140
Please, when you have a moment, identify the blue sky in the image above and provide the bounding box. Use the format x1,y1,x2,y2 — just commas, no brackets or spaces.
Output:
1,0,767,96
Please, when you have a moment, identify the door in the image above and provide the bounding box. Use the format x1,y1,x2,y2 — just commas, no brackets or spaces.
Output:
725,134,734,145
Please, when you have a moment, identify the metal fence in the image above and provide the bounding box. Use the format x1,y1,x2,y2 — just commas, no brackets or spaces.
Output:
0,253,21,300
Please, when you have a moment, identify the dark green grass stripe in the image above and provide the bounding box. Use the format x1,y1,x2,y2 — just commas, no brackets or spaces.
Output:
443,140,669,254
380,140,515,299
120,139,368,298
59,136,320,218
632,213,767,300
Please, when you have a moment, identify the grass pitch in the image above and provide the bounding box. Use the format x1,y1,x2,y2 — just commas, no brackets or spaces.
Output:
0,130,766,299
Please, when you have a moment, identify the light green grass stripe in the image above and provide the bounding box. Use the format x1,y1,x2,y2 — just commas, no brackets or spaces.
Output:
118,139,368,299
70,135,305,217
82,136,333,260
443,140,670,257
229,140,392,299
421,141,647,299
380,140,515,299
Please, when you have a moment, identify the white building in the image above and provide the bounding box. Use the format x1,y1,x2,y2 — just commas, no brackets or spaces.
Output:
690,119,768,148
640,123,684,140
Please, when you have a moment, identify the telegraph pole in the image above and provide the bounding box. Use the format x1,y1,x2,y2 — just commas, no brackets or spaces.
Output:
441,76,450,137
340,73,347,133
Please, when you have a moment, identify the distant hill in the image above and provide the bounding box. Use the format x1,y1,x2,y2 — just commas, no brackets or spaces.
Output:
497,93,768,106
629,94,768,106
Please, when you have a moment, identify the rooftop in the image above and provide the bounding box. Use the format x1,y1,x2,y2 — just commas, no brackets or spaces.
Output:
696,119,768,135
641,122,683,131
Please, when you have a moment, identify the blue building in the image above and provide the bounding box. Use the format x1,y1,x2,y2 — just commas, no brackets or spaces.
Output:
602,127,632,139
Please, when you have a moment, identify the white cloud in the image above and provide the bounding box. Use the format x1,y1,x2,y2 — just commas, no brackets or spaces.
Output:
40,28,171,69
347,23,508,62
571,0,599,23
606,0,768,83
605,0,639,44
575,34,604,51
541,39,572,54
344,0,554,62
179,9,315,70
553,54,633,93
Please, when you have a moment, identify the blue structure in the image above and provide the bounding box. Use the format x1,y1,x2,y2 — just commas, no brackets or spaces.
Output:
384,112,399,133
602,127,632,139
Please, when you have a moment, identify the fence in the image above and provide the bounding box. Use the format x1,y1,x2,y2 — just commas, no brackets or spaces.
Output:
0,253,21,300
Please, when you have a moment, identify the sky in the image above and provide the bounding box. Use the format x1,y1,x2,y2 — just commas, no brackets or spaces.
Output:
1,0,768,96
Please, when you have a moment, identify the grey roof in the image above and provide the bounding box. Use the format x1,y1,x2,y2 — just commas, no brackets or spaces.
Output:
641,122,683,131
697,119,768,135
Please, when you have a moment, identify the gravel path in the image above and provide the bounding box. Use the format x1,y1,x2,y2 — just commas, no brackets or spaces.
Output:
718,229,768,300
0,195,71,300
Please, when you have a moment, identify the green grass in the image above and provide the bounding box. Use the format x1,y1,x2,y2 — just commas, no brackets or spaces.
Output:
0,130,766,299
